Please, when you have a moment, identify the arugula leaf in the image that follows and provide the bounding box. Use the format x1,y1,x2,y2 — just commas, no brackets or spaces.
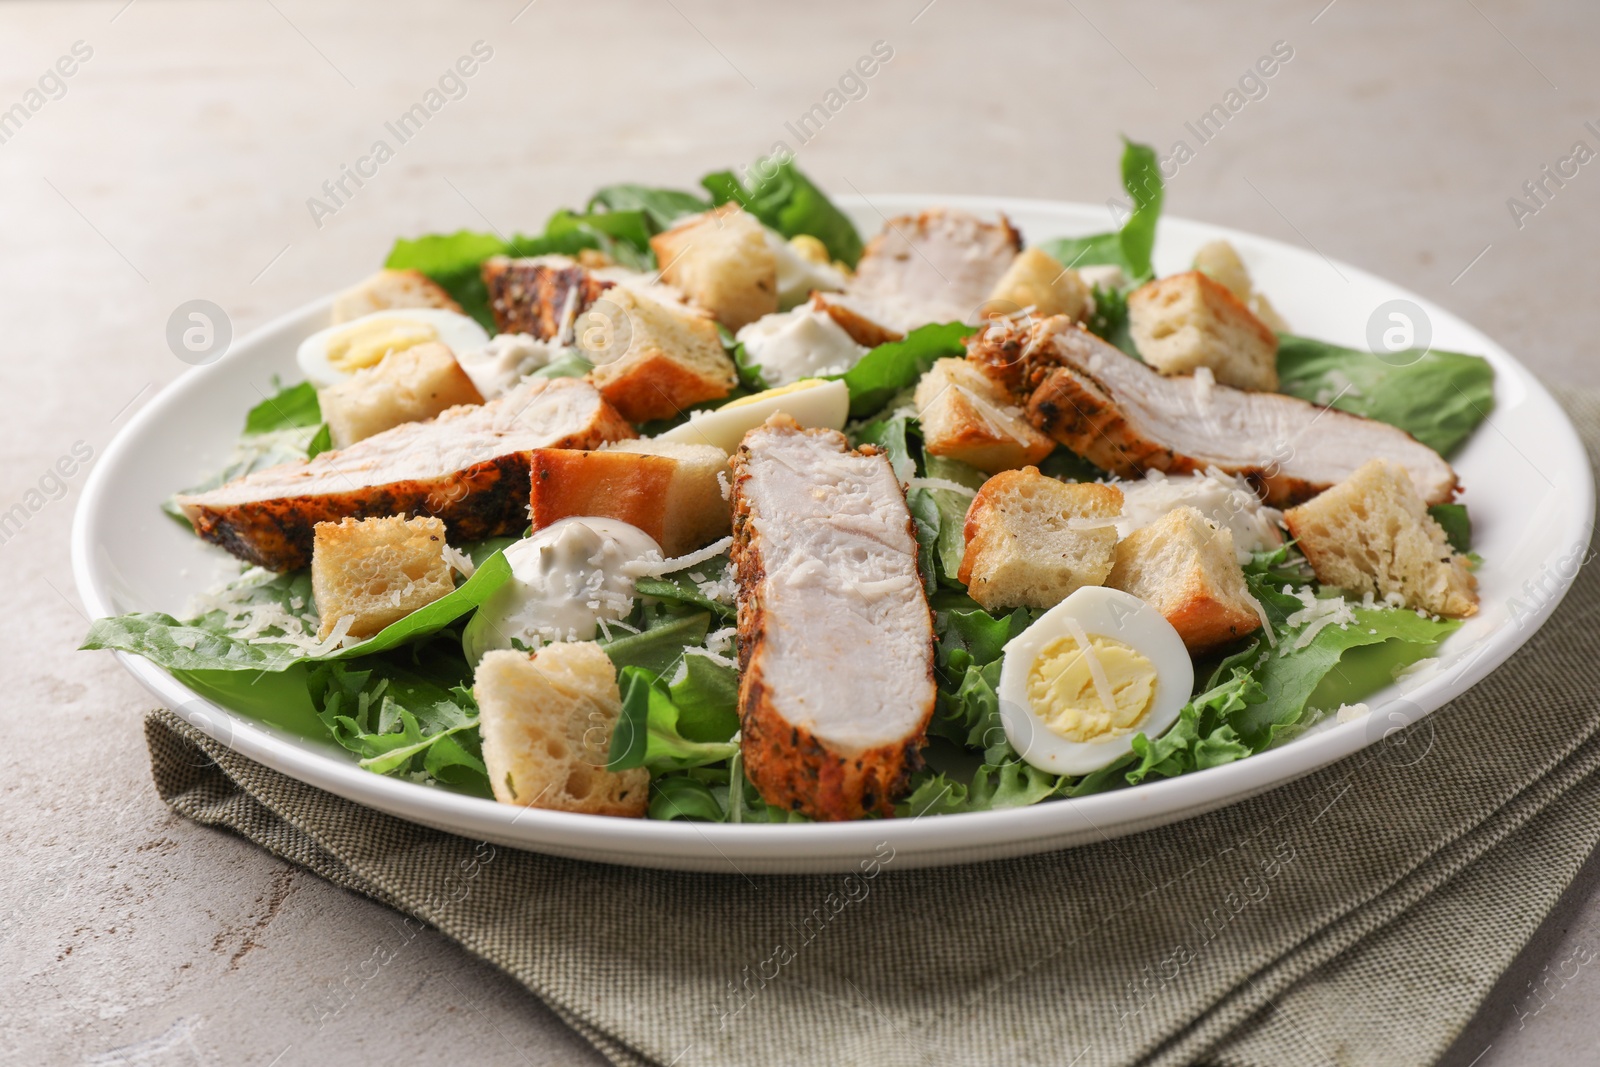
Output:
703,157,864,266
1429,504,1473,554
599,611,712,674
649,773,729,821
667,654,741,743
308,659,489,794
1275,335,1495,455
607,665,739,773
1040,138,1164,281
587,184,710,232
1083,283,1139,358
632,555,737,622
836,322,972,417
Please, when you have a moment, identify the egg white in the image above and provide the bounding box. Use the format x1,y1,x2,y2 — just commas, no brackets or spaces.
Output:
296,308,489,387
655,378,849,453
996,587,1195,775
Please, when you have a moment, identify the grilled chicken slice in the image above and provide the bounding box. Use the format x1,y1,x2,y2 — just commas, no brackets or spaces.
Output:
178,378,635,571
970,317,1459,506
483,255,614,341
832,208,1023,338
730,415,937,820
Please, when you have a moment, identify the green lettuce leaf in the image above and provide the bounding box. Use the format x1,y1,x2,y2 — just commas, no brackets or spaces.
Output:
1040,138,1164,281
383,229,511,329
243,380,321,433
83,552,512,673
836,322,972,417
1275,335,1495,455
1429,503,1473,554
702,157,864,266
587,184,710,232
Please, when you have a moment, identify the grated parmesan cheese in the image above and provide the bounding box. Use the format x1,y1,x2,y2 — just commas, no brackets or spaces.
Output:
1281,585,1356,653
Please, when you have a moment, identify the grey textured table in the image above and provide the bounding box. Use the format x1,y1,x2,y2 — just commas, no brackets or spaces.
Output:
5,1,1598,1062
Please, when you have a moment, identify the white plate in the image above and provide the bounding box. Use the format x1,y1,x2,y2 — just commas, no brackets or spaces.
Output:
73,196,1595,873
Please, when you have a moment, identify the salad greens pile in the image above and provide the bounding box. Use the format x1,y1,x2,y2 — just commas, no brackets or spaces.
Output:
85,141,1495,822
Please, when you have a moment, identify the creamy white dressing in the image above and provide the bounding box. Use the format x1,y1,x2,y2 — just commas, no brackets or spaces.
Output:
454,333,559,399
765,229,847,309
461,518,662,662
735,306,868,386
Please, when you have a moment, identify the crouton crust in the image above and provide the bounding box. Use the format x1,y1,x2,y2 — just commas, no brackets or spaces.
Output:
1284,459,1478,617
1106,506,1262,652
1127,271,1280,391
915,357,1055,474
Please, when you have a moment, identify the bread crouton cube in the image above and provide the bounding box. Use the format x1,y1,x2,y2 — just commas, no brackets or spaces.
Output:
473,643,650,816
914,358,1055,474
576,286,737,423
1284,459,1478,617
649,204,778,331
311,515,455,640
987,247,1091,322
957,470,1123,611
318,342,484,448
331,269,462,324
1107,506,1263,651
1192,240,1290,333
482,255,614,340
530,439,730,556
1128,271,1280,392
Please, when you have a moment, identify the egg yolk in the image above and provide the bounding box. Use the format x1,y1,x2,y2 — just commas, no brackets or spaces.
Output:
721,379,827,408
1025,634,1158,742
325,317,440,372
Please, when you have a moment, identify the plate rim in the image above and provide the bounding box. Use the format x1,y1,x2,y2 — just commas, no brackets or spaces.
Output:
72,194,1597,872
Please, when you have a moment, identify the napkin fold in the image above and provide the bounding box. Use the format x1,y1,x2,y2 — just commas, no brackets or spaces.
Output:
144,389,1600,1067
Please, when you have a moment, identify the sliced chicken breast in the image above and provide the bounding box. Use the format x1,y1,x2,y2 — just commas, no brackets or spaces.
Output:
730,415,937,820
178,378,635,571
482,255,614,341
833,208,1022,337
970,317,1459,505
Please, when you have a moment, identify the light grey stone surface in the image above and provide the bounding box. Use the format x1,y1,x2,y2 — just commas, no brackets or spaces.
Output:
3,0,1596,1062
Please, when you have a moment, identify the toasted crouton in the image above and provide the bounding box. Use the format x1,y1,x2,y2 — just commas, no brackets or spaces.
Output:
1107,506,1262,651
650,204,778,331
1284,459,1478,617
331,269,462,324
482,255,613,340
318,342,484,448
576,286,737,423
1192,240,1290,333
987,247,1092,322
958,470,1123,611
914,358,1054,474
311,515,454,639
473,643,650,816
530,439,730,555
1128,271,1280,391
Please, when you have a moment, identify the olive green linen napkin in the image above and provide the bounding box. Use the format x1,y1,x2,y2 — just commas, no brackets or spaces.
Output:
143,390,1600,1067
